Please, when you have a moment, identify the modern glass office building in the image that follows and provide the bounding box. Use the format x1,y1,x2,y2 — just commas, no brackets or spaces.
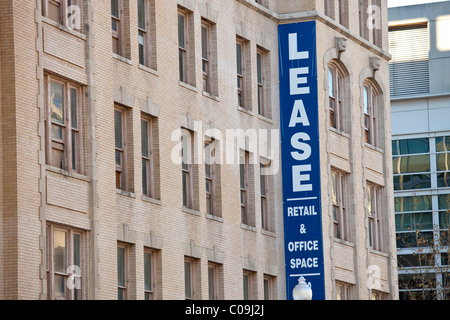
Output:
389,1,450,300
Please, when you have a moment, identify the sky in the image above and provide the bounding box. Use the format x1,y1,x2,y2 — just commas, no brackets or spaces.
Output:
388,0,450,7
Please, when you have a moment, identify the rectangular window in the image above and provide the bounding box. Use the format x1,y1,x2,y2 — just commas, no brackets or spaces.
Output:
178,11,187,82
363,83,379,147
141,117,155,198
236,38,250,109
205,142,217,216
371,0,381,47
371,290,387,300
256,49,265,116
46,0,62,23
392,138,432,191
368,183,383,251
338,0,348,27
115,106,133,192
324,0,334,19
138,0,147,66
201,20,211,93
117,244,128,300
240,151,249,225
144,250,154,300
389,23,430,97
436,136,450,188
243,271,254,300
182,131,194,209
359,0,367,39
47,224,84,300
260,163,269,230
264,275,273,300
332,170,349,241
45,75,83,174
137,0,156,69
328,65,345,131
115,108,125,190
392,138,429,156
111,0,123,55
178,8,194,85
208,264,218,300
42,0,82,32
184,258,194,300
336,282,353,300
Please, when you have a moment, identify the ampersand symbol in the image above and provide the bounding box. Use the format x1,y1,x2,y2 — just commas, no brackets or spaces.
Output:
299,224,306,234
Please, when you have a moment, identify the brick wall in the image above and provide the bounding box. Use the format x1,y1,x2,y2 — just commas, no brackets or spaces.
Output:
0,0,397,300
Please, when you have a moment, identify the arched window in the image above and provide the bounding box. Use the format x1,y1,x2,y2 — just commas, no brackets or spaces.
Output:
328,62,347,132
363,80,381,147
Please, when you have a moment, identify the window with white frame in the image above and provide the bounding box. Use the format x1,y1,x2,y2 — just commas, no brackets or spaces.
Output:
45,74,83,174
363,81,380,147
332,170,349,241
47,224,84,300
42,0,82,32
367,183,383,251
256,48,265,116
328,63,346,132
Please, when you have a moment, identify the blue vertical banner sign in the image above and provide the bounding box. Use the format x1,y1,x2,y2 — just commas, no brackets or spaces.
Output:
278,21,325,300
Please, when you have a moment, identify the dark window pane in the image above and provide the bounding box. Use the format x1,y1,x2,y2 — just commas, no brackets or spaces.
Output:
394,174,431,191
395,195,432,213
437,172,450,188
114,110,123,149
178,13,185,48
138,0,145,29
141,120,149,157
111,0,119,18
392,138,429,156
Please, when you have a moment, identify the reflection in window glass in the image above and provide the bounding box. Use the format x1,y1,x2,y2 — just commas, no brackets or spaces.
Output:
392,138,429,156
393,155,430,174
436,153,450,171
394,173,431,191
395,195,432,213
395,212,433,232
436,136,450,152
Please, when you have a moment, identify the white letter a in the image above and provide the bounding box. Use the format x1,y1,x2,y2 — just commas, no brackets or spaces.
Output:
289,100,310,128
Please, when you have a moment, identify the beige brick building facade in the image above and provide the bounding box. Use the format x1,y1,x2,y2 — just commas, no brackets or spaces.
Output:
0,0,398,300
